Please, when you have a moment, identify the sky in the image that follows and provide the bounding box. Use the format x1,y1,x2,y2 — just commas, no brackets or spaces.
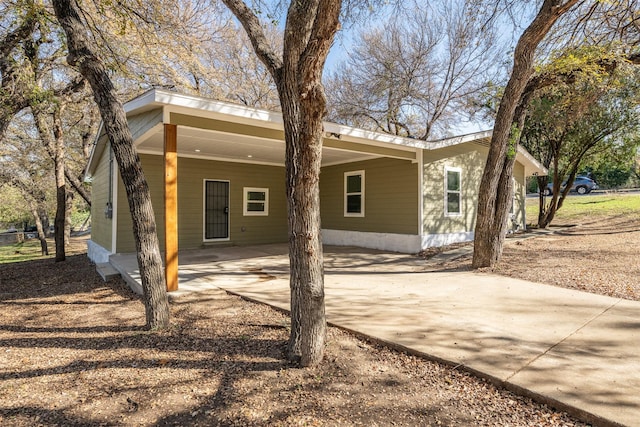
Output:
318,2,532,137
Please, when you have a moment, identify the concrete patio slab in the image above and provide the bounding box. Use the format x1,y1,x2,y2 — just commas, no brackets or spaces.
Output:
109,244,640,426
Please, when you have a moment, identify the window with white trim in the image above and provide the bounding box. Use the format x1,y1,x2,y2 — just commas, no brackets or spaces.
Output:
344,170,365,217
243,187,269,216
445,167,461,216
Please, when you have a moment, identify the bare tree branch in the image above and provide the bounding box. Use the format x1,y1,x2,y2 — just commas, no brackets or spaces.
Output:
220,0,283,75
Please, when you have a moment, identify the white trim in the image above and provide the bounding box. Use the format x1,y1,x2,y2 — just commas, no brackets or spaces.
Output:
137,149,284,167
321,155,378,167
162,104,171,124
123,89,482,153
428,130,493,149
417,149,424,237
516,145,547,176
344,170,365,217
123,89,160,114
89,89,546,183
84,122,104,180
243,187,269,216
87,240,112,263
202,179,231,242
421,231,474,249
157,94,283,126
322,229,421,253
111,154,118,253
519,180,527,230
444,166,462,217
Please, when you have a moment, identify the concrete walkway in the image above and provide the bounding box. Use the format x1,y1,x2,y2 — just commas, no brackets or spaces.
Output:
110,243,640,426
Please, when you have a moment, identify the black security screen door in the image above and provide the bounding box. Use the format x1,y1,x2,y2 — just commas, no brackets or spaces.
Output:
205,181,229,239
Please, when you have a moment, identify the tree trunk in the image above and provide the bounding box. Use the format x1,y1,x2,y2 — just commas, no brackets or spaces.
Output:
53,0,169,329
65,169,91,206
53,107,66,262
472,0,579,268
39,207,50,238
279,85,327,366
65,191,74,245
32,106,67,261
30,206,48,256
223,0,340,366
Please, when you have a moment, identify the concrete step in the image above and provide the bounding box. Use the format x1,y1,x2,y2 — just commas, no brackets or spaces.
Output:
96,262,121,282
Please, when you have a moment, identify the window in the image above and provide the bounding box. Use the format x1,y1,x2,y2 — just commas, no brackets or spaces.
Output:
445,167,461,216
344,171,365,217
243,187,269,216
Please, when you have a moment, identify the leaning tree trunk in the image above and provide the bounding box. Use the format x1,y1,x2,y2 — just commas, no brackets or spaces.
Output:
65,169,91,206
53,0,169,329
473,0,579,268
29,206,48,256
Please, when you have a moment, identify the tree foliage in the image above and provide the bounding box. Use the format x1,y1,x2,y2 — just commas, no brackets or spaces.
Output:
521,56,640,227
326,1,501,139
69,0,281,109
473,0,581,269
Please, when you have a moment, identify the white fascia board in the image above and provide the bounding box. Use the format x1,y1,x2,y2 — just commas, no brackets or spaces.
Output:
123,88,159,113
516,145,547,176
137,90,423,153
127,89,285,125
85,122,105,180
122,90,544,167
427,130,493,150
323,121,425,151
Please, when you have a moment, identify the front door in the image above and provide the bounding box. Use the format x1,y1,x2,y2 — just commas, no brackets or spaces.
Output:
204,180,229,240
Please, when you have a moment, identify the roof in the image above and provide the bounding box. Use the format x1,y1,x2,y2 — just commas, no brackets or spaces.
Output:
86,88,547,178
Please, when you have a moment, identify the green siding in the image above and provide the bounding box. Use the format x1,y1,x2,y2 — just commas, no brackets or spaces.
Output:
115,154,165,253
320,158,419,234
129,108,163,141
115,154,287,253
422,144,487,235
89,144,113,250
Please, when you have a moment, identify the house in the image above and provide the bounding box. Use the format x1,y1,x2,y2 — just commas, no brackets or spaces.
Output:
85,89,545,286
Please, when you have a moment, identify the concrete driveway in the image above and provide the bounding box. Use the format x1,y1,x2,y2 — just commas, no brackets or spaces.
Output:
110,244,640,426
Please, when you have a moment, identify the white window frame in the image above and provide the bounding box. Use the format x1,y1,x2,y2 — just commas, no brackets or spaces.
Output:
444,166,462,217
243,187,269,216
344,170,365,217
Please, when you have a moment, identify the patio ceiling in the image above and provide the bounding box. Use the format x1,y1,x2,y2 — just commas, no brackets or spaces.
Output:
135,123,380,167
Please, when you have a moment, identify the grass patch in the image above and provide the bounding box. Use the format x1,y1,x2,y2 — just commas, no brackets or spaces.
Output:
526,193,640,224
0,239,54,264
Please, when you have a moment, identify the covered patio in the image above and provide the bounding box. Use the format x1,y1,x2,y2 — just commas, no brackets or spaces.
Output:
115,90,422,292
108,243,425,297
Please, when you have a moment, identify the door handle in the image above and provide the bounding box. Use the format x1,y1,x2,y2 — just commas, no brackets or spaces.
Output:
224,207,229,214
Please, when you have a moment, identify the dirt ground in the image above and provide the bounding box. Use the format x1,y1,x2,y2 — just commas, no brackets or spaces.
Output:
431,214,640,302
3,215,637,427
